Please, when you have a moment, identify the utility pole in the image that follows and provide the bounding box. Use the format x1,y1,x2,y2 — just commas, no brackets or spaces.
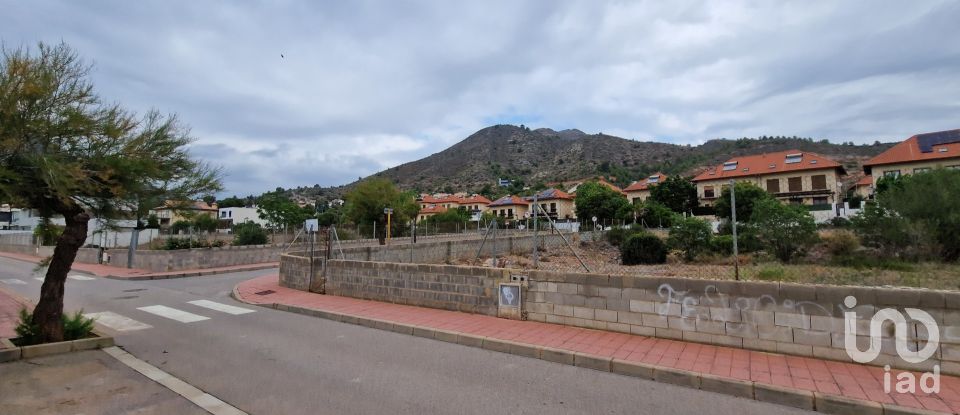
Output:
730,180,740,281
532,192,539,268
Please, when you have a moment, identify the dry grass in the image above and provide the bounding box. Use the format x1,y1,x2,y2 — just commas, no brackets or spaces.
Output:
459,240,960,291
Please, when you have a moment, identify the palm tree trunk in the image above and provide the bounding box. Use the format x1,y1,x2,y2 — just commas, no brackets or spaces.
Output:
33,211,89,342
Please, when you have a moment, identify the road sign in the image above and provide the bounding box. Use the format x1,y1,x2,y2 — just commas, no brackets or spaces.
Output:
384,208,394,214
304,219,319,233
591,216,598,223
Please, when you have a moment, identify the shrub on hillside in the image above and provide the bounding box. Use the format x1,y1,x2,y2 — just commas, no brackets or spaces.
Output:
667,216,713,261
605,224,645,247
751,198,818,262
233,222,269,246
710,235,734,255
621,233,668,265
823,229,860,257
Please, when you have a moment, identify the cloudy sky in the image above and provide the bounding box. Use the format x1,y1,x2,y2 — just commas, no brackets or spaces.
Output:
3,1,959,196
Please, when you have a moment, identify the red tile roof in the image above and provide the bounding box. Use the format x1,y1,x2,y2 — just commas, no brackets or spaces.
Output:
419,205,447,214
624,172,667,192
692,150,845,182
489,195,530,207
458,195,492,205
855,175,872,187
863,129,960,173
420,194,491,205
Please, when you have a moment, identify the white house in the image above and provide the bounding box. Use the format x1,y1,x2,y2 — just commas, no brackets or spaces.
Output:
218,206,267,229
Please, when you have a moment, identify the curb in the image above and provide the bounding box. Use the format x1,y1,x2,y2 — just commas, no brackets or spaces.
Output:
104,263,278,281
0,331,115,363
230,286,950,415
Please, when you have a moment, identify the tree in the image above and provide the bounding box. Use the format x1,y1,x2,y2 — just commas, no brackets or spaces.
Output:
714,182,773,221
217,195,247,208
751,198,817,262
875,168,960,261
649,176,698,213
574,181,631,223
344,178,418,243
257,192,307,231
191,214,219,234
634,200,675,228
0,43,220,342
667,216,713,261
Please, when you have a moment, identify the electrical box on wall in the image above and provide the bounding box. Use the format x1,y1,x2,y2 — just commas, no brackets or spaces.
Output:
509,274,528,283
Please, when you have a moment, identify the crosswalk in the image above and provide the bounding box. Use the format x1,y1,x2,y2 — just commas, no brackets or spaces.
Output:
3,274,98,284
87,300,255,332
2,273,257,333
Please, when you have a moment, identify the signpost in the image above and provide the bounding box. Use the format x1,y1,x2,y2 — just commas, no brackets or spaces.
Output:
384,208,394,244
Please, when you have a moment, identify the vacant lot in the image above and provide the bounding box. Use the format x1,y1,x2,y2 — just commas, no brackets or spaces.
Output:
460,240,960,291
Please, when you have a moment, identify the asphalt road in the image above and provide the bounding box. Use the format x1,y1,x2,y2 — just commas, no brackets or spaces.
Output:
0,256,815,415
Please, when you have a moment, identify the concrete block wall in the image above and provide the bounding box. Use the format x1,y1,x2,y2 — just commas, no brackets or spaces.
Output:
523,271,960,376
323,260,502,315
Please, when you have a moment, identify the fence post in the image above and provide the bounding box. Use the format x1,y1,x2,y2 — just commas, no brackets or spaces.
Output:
532,193,539,268
730,179,740,281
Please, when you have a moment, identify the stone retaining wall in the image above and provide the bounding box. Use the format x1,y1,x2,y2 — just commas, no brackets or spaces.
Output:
523,270,960,375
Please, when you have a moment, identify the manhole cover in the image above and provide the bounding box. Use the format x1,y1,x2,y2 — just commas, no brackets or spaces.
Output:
255,290,276,296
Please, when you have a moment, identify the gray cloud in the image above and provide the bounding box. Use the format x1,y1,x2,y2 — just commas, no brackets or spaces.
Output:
3,0,959,195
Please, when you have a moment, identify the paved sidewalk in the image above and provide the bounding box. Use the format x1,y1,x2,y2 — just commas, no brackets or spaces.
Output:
0,285,31,339
0,251,277,280
1,349,205,415
236,275,960,414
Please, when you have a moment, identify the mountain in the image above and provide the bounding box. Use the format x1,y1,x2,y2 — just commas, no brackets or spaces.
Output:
286,124,894,201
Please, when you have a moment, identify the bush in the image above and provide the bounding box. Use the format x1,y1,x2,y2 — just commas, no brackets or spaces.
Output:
163,237,225,250
827,216,851,228
233,222,269,246
823,229,860,256
716,220,763,253
751,198,818,262
14,308,95,346
33,219,64,245
755,265,786,281
170,220,191,234
667,216,713,261
711,235,734,254
14,308,39,345
604,224,645,247
621,233,668,265
62,310,95,340
876,168,960,261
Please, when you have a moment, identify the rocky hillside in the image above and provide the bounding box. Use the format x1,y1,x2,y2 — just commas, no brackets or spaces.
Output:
290,124,894,200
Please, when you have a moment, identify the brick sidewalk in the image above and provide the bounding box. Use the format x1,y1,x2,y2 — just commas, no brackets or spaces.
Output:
236,275,960,414
0,285,31,339
0,251,277,280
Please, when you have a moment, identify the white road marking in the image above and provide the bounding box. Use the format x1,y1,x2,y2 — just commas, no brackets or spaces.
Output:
103,346,248,415
68,274,95,280
187,300,255,315
137,305,210,323
1,278,26,285
34,277,45,281
84,311,153,332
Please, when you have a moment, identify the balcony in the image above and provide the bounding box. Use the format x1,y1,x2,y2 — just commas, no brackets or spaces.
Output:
771,188,833,198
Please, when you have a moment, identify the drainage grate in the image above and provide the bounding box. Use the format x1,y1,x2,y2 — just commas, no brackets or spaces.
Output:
254,290,276,296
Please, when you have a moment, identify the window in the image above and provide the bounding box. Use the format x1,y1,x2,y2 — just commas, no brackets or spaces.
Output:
785,153,803,164
790,198,804,205
703,186,715,198
722,161,738,171
766,179,780,193
632,197,641,204
914,167,931,174
507,209,513,218
811,175,827,190
813,197,828,205
884,170,901,178
648,175,660,183
788,177,803,192
550,203,557,213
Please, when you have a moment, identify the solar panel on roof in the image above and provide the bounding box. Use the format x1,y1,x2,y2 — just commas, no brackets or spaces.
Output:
917,130,960,153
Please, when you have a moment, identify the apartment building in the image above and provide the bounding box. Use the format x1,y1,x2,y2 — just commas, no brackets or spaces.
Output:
693,150,845,206
526,188,576,220
863,129,960,185
487,195,529,219
623,172,667,204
